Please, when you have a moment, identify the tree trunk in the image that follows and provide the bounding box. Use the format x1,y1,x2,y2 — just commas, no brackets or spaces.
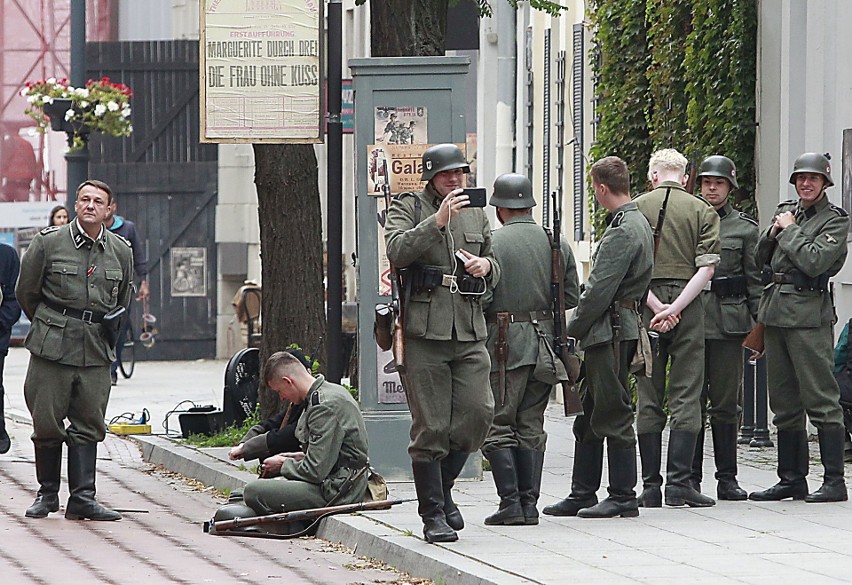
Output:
254,143,326,418
370,0,450,57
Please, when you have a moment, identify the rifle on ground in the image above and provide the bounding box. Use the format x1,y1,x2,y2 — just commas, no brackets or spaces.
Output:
205,498,412,537
379,158,406,374
551,191,583,417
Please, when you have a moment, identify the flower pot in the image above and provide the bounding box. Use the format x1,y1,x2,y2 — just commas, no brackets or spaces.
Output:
41,98,74,131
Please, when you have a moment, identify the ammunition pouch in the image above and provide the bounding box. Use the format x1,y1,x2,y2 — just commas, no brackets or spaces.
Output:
400,263,443,294
710,275,748,298
761,266,830,292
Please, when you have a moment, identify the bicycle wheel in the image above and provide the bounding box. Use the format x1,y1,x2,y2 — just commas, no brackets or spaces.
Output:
119,323,136,379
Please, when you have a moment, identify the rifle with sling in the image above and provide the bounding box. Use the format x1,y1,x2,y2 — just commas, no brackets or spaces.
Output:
495,312,510,406
380,158,407,374
550,191,583,416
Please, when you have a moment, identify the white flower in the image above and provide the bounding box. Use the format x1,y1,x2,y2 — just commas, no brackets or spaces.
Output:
79,100,89,108
64,108,75,121
47,77,56,84
107,101,119,112
20,88,28,97
44,96,54,104
94,103,107,116
26,95,38,103
75,88,89,98
121,107,131,118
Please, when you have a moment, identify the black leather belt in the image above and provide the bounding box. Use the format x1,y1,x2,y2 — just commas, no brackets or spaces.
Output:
43,300,106,324
487,310,553,324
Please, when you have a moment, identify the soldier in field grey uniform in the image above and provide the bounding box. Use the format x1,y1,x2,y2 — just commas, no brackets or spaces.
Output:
480,173,579,526
544,156,653,519
691,156,761,500
240,351,369,516
634,148,721,509
17,180,133,521
384,144,499,543
749,153,849,503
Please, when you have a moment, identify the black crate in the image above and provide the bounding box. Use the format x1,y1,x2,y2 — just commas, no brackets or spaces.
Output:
178,410,226,439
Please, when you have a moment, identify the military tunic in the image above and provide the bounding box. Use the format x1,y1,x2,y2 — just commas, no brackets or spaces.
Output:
634,181,721,434
243,376,369,514
569,202,654,449
16,220,133,447
480,215,579,454
701,204,761,425
384,184,500,461
756,195,848,430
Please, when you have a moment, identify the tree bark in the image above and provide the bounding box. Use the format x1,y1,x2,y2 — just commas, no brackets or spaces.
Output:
370,0,450,57
254,143,326,418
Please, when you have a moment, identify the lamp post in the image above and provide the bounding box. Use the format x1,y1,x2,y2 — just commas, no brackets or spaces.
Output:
66,0,89,211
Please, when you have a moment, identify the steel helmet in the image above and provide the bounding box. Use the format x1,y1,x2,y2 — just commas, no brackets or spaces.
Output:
697,155,739,189
490,173,536,209
789,152,834,187
420,144,470,181
213,502,258,523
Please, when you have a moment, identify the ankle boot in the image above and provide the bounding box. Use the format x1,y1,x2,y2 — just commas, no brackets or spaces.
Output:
805,425,848,503
749,429,809,501
578,446,639,518
25,444,62,518
440,451,468,530
543,441,602,516
516,448,544,525
65,443,121,521
665,430,716,507
411,460,457,543
690,426,705,493
484,449,525,525
712,423,747,500
637,433,663,507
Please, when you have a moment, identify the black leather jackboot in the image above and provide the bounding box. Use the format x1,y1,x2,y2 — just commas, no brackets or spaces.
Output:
578,446,639,518
664,430,716,507
516,448,544,525
484,448,525,525
637,432,663,507
805,425,848,503
65,443,121,521
712,423,747,500
412,460,457,543
25,444,62,518
542,441,602,516
749,429,809,501
441,451,468,530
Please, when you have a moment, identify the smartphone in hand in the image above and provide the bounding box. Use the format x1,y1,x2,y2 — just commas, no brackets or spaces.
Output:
462,188,487,208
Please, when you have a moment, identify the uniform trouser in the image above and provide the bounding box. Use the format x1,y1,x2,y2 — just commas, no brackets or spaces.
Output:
23,354,110,447
481,365,550,455
765,325,843,431
702,338,743,425
636,283,705,435
243,475,367,516
403,336,494,462
573,341,637,450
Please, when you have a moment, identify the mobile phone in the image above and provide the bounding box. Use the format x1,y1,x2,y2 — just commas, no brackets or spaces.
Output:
462,188,487,208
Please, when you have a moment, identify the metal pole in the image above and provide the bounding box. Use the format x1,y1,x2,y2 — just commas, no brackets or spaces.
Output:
751,354,773,447
326,0,344,383
739,349,755,444
66,0,89,212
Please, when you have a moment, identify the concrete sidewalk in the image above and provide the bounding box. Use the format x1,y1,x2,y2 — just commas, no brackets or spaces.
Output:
4,347,852,584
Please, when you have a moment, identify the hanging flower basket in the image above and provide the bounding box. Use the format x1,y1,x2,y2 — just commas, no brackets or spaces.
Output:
21,77,133,151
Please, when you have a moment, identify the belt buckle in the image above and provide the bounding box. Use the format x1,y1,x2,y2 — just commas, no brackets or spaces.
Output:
442,274,455,287
82,310,93,323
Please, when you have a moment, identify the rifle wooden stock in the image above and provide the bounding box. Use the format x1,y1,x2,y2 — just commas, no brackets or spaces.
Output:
742,322,765,358
392,307,405,374
206,498,412,534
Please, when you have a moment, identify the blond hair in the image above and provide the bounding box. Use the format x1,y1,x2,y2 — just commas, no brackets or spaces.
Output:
647,149,688,181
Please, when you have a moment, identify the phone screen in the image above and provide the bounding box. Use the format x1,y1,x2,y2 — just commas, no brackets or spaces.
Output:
463,188,487,208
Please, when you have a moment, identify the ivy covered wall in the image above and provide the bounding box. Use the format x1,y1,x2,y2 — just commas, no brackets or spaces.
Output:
589,0,758,233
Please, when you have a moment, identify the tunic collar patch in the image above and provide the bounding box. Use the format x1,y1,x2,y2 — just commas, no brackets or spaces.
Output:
71,219,106,249
717,203,732,219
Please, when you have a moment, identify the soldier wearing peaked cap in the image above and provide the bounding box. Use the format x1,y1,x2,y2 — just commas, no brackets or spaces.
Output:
384,143,499,543
749,152,849,503
17,179,133,521
481,173,579,526
690,155,761,501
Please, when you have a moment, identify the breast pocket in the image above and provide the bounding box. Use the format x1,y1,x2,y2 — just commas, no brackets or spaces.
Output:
100,269,124,306
719,243,743,275
463,232,485,257
50,262,79,297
